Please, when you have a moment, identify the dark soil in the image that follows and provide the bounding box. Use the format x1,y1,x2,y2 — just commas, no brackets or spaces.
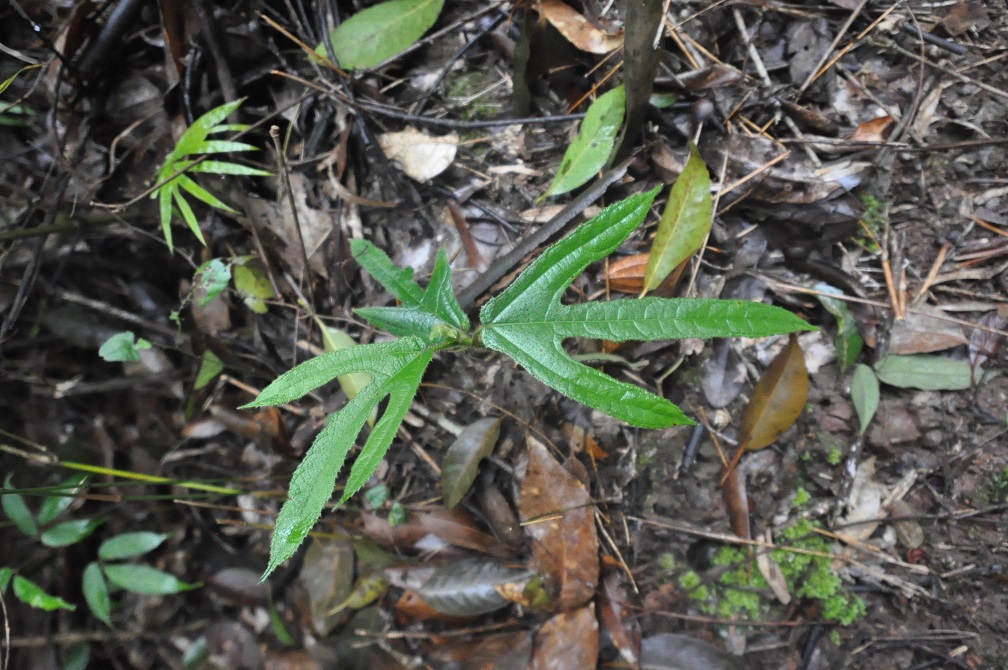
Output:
1,1,1007,669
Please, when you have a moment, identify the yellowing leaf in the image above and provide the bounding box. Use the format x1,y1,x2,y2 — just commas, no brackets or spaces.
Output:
642,143,711,294
740,334,809,451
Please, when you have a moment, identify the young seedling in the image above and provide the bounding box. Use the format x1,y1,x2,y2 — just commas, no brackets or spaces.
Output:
244,187,815,578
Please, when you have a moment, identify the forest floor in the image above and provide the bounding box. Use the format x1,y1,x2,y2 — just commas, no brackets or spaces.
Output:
1,1,1007,669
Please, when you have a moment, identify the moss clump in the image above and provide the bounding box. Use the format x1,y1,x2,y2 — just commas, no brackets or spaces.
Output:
793,486,811,507
826,444,843,466
979,466,1008,504
703,520,865,626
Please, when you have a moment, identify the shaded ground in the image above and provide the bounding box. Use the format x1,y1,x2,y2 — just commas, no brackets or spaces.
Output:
1,1,1007,669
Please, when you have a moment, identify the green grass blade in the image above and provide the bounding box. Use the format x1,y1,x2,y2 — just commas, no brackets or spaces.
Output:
177,175,236,213
172,190,207,246
187,160,271,176
191,140,261,155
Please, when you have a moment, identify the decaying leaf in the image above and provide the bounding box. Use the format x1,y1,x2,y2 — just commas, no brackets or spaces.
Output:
968,310,1007,381
302,538,355,634
377,127,459,182
640,633,743,670
721,465,750,540
441,417,502,508
756,529,791,605
606,253,650,294
519,437,600,611
702,340,747,409
598,570,640,666
423,630,534,669
531,605,599,669
740,334,810,451
416,557,533,616
361,507,516,558
888,308,967,355
838,456,884,542
537,0,623,54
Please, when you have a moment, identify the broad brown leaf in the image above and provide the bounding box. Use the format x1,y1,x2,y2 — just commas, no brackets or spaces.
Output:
740,334,809,451
519,438,600,611
531,605,599,670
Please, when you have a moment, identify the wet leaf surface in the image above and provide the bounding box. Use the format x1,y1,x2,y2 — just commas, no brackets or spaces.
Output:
739,334,810,451
440,417,501,508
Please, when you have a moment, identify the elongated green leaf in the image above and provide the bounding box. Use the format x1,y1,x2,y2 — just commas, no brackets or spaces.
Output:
103,563,201,595
263,338,434,577
480,188,814,429
99,532,167,561
82,562,112,626
177,175,237,213
171,99,246,157
187,160,271,176
13,575,76,612
874,354,972,391
542,85,625,199
850,364,879,435
186,140,260,155
642,143,711,294
318,0,444,70
2,480,38,537
38,475,88,526
40,518,104,547
817,284,864,373
351,239,425,304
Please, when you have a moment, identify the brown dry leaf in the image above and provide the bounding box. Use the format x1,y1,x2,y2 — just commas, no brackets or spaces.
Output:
519,437,600,611
849,115,894,143
418,508,518,558
606,253,650,294
889,307,967,354
424,630,534,670
441,417,502,508
720,465,750,540
888,499,925,550
969,310,1007,379
597,570,640,667
838,456,885,542
538,0,623,54
739,334,810,451
702,340,747,409
943,0,990,36
262,649,322,670
377,127,459,182
475,482,524,551
531,604,599,669
563,423,608,461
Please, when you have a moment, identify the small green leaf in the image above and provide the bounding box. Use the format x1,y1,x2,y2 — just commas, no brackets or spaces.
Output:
195,350,225,390
13,575,76,612
63,643,90,670
2,479,38,537
388,502,408,526
850,364,879,435
317,0,445,70
187,159,271,176
0,567,13,591
364,483,389,510
350,239,425,304
259,337,436,578
195,258,232,306
233,261,275,313
102,563,201,595
98,532,168,561
40,518,104,548
817,284,864,373
38,475,88,526
874,354,972,391
542,85,625,199
642,143,711,294
480,188,814,428
82,562,112,626
98,331,152,363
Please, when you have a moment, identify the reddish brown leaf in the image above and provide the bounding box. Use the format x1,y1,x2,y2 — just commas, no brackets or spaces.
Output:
532,605,599,669
475,482,524,551
537,0,623,54
424,630,534,670
361,507,515,557
519,438,600,611
889,307,967,354
849,115,894,143
720,466,750,540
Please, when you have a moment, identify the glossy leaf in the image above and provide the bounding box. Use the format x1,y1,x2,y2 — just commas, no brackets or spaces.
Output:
2,481,38,537
103,563,200,595
441,417,501,508
850,364,879,436
642,143,711,294
245,337,437,578
83,562,112,626
480,189,814,429
816,284,864,372
317,0,444,70
739,334,809,451
874,354,972,391
13,575,76,612
40,518,104,548
98,532,167,561
541,85,625,199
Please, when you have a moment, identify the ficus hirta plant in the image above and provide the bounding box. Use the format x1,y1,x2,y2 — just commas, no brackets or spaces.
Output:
244,186,815,578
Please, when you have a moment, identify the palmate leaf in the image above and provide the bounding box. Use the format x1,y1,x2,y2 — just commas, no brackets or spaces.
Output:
152,98,270,253
352,241,469,338
478,188,814,429
244,337,437,578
